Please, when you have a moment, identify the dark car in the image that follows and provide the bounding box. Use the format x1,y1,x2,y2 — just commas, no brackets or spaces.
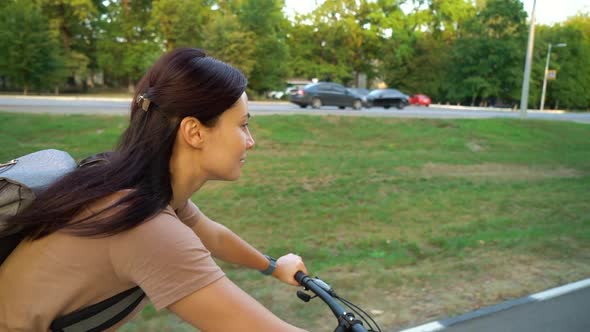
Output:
349,88,370,97
409,94,431,106
365,89,409,109
288,82,364,110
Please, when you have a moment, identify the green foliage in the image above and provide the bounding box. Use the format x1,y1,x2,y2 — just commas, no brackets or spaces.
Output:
96,0,162,90
0,0,589,109
150,0,213,50
422,0,477,38
400,34,451,99
446,0,527,105
539,15,590,110
237,0,290,93
36,0,102,88
288,0,384,86
201,13,256,77
0,1,65,94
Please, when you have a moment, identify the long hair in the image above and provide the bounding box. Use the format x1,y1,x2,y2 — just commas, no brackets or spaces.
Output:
3,48,247,240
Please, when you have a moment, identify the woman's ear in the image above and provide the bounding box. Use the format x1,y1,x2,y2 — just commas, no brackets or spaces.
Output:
178,116,207,148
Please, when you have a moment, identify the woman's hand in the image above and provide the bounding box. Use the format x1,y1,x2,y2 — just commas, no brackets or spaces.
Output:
272,253,308,286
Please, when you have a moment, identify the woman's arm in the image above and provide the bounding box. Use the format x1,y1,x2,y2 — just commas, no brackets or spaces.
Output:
189,207,306,285
168,276,308,331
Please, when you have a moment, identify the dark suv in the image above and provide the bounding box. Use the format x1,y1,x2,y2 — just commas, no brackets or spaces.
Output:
288,82,364,110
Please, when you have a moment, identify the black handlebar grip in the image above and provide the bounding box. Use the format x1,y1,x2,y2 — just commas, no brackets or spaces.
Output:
294,271,307,285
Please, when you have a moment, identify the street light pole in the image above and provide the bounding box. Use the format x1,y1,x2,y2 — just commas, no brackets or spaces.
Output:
519,0,536,118
540,43,566,112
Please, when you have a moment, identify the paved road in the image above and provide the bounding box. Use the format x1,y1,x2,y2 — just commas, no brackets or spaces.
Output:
1,96,588,123
443,285,590,332
398,278,590,332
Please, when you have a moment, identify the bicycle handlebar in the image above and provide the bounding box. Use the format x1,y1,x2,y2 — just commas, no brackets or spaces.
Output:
295,271,346,318
294,271,371,332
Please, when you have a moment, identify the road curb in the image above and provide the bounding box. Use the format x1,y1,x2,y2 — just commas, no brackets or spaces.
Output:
0,95,133,102
431,104,566,114
0,95,292,104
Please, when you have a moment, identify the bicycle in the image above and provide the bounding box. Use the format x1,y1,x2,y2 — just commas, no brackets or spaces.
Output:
294,271,382,332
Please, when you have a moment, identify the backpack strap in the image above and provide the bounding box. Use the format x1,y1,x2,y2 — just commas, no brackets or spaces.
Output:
78,152,112,169
50,286,146,332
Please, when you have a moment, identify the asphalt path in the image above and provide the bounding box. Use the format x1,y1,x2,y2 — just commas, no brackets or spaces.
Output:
398,278,590,332
0,96,588,124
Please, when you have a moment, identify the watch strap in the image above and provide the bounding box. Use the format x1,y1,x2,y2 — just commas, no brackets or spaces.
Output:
260,254,277,275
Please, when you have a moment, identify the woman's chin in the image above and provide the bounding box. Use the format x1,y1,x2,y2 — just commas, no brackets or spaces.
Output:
222,171,242,182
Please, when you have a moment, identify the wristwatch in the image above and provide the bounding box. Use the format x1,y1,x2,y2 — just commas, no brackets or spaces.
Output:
260,254,277,276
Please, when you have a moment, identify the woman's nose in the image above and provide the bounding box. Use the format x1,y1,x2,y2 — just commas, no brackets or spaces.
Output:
246,133,255,149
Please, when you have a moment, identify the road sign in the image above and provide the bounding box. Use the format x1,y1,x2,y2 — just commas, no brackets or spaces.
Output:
547,70,557,80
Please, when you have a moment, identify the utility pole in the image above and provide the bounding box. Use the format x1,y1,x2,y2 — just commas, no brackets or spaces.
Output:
519,0,536,119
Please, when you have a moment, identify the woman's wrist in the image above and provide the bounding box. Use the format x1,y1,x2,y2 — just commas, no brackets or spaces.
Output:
260,254,277,276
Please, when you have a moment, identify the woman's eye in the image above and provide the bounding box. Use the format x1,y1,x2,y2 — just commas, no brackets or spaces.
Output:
241,123,249,128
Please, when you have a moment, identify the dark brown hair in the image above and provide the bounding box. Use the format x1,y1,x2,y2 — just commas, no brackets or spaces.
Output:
3,48,247,239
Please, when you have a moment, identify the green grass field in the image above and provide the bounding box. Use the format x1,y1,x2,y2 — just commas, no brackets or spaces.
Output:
1,112,589,331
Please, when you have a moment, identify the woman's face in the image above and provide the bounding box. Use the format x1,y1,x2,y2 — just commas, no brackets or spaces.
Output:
200,92,255,181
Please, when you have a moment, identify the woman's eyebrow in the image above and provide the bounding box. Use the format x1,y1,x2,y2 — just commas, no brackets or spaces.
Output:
245,113,251,119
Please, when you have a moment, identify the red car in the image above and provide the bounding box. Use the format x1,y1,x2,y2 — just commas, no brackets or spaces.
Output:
409,94,431,106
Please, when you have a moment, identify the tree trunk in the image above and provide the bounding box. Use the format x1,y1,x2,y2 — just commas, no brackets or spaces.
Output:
127,77,135,94
23,84,28,95
58,4,71,51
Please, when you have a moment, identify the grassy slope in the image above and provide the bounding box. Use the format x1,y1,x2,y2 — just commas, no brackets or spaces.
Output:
1,113,588,331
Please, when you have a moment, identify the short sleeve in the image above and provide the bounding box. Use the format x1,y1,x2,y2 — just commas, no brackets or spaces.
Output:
109,212,225,310
174,200,201,228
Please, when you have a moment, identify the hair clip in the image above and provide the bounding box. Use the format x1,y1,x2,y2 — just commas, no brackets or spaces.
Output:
136,94,151,112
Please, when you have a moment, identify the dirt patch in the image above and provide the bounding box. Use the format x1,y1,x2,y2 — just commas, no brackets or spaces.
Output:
299,174,337,192
313,251,590,331
465,141,484,152
418,163,584,181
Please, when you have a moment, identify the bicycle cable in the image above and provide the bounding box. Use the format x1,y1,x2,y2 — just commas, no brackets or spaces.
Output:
334,295,381,332
295,272,381,332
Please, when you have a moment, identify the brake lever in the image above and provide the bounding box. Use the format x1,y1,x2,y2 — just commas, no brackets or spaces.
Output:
297,290,313,302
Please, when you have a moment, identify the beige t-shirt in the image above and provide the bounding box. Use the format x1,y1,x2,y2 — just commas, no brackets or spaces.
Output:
0,197,224,331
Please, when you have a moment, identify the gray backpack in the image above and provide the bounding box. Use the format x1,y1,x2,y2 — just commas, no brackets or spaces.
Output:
0,149,77,222
0,149,145,331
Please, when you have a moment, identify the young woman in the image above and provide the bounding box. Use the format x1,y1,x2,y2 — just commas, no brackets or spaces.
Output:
0,48,308,331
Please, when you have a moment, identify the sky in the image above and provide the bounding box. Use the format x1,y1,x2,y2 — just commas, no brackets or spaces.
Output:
284,0,590,25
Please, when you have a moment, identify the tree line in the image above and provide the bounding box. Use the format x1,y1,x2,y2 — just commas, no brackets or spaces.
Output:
0,0,588,110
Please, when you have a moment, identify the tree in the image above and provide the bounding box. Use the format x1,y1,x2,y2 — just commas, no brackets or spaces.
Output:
287,14,353,83
399,33,452,101
150,0,213,51
446,0,527,105
35,0,103,91
372,0,417,90
287,0,382,87
201,11,256,78
237,0,290,95
96,0,162,92
420,0,476,39
538,15,590,110
0,1,64,94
